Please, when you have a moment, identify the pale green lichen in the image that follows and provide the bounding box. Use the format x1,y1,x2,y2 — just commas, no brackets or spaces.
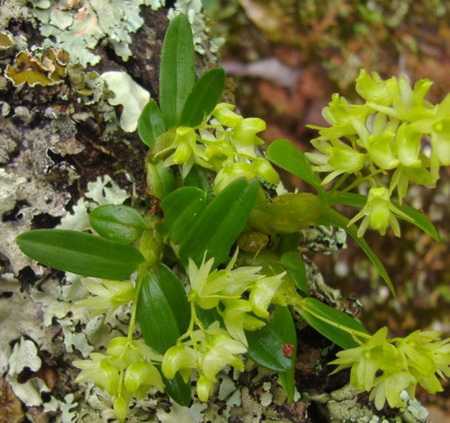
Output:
58,174,129,231
31,0,165,66
0,0,30,29
100,71,150,132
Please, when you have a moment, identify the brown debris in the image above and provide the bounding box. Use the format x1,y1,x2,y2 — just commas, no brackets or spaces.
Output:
0,378,24,423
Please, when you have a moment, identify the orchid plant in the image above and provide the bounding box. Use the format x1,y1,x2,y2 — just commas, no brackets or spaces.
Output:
17,15,449,421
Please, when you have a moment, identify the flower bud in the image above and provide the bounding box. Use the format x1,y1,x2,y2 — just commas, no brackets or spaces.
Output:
98,359,120,395
214,162,255,193
253,158,279,185
348,186,409,237
366,188,391,234
249,273,285,319
162,344,198,380
124,361,164,394
327,143,366,174
197,374,214,402
213,103,243,127
231,118,265,156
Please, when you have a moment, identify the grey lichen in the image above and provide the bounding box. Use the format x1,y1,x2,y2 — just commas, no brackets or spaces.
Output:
312,385,430,423
170,0,224,58
31,0,165,66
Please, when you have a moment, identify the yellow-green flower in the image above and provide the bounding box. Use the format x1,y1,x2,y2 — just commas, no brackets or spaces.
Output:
249,273,285,319
330,327,403,391
213,158,279,192
187,255,261,309
331,327,450,411
75,279,135,316
369,371,416,410
222,299,265,345
162,343,199,380
212,103,243,128
162,325,247,402
366,132,399,170
366,74,434,121
312,93,370,140
306,138,366,185
348,187,411,237
396,331,450,394
124,361,164,395
74,353,121,396
75,337,164,422
200,329,246,382
355,70,396,106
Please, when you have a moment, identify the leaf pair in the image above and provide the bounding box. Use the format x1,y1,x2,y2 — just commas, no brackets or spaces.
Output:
138,15,225,147
161,178,259,267
16,205,147,280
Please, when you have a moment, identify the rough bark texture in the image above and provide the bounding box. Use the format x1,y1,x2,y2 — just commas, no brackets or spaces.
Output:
0,2,428,422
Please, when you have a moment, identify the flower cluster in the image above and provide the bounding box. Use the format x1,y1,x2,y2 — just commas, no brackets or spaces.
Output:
74,337,164,421
161,255,286,401
151,103,279,191
307,70,449,237
330,328,450,410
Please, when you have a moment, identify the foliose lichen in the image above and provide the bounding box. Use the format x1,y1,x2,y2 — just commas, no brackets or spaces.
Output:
30,0,165,66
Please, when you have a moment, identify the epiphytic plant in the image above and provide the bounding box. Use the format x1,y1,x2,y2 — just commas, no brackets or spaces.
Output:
17,15,449,421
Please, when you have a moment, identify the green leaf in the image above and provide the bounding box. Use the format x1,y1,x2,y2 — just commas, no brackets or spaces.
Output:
399,203,442,241
179,178,259,266
137,264,190,354
164,373,192,406
279,368,296,403
247,306,297,372
159,14,196,128
267,139,325,195
160,186,208,244
196,307,223,327
16,229,144,280
180,68,225,127
297,297,368,349
89,205,146,244
328,192,366,208
183,165,211,191
138,100,166,148
319,207,395,295
146,160,176,200
280,251,309,295
328,192,441,241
